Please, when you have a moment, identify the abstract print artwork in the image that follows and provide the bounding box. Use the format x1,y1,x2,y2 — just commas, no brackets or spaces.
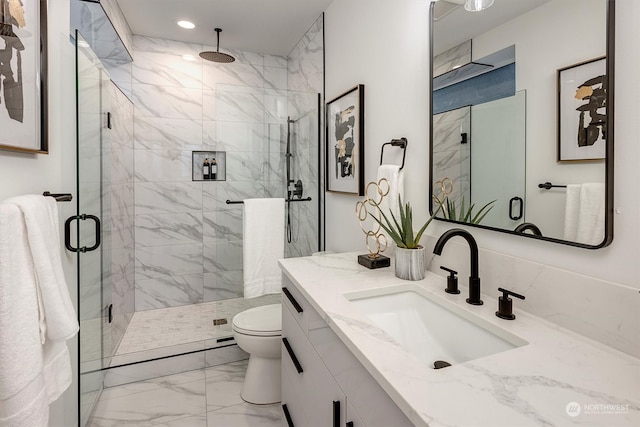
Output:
0,0,47,153
557,57,606,162
326,84,364,195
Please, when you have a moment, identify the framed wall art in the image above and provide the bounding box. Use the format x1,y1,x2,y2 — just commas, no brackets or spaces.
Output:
557,56,606,162
325,84,364,195
0,0,48,153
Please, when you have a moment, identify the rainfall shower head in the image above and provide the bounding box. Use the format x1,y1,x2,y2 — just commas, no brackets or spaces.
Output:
200,28,235,63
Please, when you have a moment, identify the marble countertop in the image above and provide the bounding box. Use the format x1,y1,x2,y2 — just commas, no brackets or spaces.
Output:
279,252,640,427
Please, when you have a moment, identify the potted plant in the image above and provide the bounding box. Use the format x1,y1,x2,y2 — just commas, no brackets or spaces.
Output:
370,196,440,280
435,196,496,225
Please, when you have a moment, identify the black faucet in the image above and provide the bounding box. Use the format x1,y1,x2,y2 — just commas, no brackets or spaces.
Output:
433,228,483,305
514,222,543,236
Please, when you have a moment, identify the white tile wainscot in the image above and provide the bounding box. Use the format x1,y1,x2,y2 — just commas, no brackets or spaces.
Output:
278,252,640,427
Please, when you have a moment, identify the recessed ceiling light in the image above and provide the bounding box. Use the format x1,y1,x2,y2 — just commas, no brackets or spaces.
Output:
178,20,195,29
182,54,197,62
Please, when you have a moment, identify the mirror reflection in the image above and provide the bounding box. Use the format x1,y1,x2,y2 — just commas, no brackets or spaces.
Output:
430,0,612,247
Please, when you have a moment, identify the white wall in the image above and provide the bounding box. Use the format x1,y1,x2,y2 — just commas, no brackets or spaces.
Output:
324,0,639,289
324,0,431,253
0,0,79,425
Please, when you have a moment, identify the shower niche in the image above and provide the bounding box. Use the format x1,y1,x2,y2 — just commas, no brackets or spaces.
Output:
193,151,226,181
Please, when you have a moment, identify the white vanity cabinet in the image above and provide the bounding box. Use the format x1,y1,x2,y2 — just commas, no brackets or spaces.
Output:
281,277,412,427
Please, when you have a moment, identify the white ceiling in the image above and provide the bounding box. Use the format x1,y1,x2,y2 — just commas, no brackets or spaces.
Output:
434,0,552,55
116,0,334,57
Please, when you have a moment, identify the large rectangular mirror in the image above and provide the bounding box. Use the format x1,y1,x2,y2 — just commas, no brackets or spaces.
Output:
429,0,614,248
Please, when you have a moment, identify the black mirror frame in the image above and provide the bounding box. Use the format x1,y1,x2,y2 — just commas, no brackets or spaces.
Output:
428,0,615,249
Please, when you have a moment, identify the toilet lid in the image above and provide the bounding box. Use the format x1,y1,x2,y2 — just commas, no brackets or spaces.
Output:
232,303,282,336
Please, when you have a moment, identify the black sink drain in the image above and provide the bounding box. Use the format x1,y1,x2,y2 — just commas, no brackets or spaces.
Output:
433,360,451,369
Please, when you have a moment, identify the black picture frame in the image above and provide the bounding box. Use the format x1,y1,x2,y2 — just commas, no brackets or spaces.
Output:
325,84,364,196
0,0,48,154
557,56,606,162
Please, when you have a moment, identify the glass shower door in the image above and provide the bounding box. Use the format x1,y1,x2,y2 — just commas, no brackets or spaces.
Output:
76,31,111,426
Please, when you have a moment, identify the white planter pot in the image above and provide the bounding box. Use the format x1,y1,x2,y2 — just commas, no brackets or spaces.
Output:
394,246,426,281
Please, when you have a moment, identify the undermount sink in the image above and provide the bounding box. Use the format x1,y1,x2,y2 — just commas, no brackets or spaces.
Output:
344,284,528,368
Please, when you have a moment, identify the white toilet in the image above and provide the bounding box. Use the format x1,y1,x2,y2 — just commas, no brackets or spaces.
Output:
232,303,282,404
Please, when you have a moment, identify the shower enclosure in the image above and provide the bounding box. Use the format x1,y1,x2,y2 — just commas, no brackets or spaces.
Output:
74,8,324,425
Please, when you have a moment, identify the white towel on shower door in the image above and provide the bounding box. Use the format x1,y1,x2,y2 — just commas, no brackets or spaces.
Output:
243,198,285,298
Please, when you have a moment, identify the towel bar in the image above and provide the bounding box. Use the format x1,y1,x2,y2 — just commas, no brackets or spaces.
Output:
43,191,73,202
538,182,567,190
226,197,312,204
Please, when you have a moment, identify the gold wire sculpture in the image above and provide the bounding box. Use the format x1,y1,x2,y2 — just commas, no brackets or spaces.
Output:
433,177,453,207
355,178,390,259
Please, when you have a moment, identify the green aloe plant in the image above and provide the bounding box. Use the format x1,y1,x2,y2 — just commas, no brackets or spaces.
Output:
370,196,440,249
436,196,496,225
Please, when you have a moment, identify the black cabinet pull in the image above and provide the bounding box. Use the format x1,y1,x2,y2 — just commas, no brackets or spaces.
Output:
282,287,303,313
333,400,341,427
282,337,303,374
64,214,101,253
107,304,113,323
509,197,523,221
282,404,294,427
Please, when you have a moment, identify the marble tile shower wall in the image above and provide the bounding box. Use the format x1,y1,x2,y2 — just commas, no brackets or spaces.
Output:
71,0,134,97
286,15,324,258
105,83,135,354
132,36,290,310
432,107,471,204
434,39,471,78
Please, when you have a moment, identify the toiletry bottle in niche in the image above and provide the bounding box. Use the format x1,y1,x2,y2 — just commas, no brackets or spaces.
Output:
211,158,217,180
203,158,210,180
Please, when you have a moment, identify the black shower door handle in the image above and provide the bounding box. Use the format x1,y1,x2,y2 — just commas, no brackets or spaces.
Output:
65,214,101,253
509,197,523,221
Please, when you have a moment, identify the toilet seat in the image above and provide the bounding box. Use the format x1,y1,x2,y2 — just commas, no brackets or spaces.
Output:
232,303,282,337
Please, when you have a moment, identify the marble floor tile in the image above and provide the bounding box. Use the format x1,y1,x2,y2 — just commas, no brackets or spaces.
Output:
88,360,281,427
154,414,207,427
88,370,206,427
206,403,282,427
204,363,246,409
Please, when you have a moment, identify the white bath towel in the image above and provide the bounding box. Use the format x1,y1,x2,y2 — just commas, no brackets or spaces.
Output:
563,184,581,242
0,200,76,427
377,165,405,221
6,195,79,342
243,198,285,298
563,183,605,245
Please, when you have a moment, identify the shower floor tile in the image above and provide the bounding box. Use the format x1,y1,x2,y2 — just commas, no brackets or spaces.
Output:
115,294,281,356
88,360,281,427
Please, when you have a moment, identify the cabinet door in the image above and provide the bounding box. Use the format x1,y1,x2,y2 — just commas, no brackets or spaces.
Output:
345,401,365,427
281,363,308,427
282,304,346,426
309,316,414,426
282,275,323,334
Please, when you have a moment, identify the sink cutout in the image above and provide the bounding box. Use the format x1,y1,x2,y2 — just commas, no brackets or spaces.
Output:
345,285,528,367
